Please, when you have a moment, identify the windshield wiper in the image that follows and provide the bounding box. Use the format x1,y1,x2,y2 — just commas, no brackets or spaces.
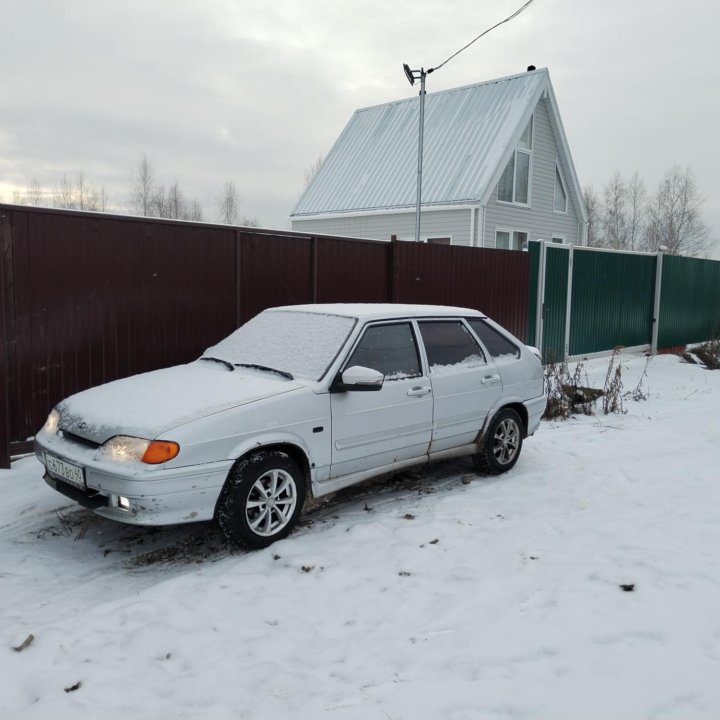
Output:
234,363,294,380
200,356,235,372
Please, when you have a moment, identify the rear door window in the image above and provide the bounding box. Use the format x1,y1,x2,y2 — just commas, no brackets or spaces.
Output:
418,321,486,374
467,319,520,360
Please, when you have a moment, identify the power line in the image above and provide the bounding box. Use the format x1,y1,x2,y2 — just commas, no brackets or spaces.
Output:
430,0,536,74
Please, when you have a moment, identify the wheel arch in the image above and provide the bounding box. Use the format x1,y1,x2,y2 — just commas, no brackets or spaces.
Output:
223,439,313,501
479,401,529,444
500,402,529,437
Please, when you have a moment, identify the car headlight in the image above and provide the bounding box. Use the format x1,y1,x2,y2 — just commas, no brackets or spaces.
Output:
101,436,180,464
43,409,60,435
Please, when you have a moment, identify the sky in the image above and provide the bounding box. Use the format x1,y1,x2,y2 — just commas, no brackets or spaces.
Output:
1,0,718,243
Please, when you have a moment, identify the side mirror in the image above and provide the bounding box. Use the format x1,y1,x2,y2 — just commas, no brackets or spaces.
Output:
332,365,385,392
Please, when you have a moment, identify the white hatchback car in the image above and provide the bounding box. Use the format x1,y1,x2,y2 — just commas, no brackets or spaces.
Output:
35,304,546,548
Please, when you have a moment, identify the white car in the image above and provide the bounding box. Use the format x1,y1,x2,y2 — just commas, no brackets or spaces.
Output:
35,304,546,548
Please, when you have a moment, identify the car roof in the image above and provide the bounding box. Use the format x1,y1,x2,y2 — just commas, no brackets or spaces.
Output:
270,303,486,322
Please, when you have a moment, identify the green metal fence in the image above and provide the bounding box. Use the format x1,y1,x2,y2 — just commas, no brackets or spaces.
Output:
541,245,570,364
658,255,720,348
531,241,720,362
569,249,656,356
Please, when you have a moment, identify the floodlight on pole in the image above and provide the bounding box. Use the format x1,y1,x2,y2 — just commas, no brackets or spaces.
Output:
401,1,536,245
403,64,432,243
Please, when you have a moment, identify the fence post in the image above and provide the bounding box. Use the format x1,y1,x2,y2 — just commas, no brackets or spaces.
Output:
0,209,10,468
651,248,664,354
387,234,398,302
535,241,546,353
234,228,243,327
563,245,574,363
310,235,318,303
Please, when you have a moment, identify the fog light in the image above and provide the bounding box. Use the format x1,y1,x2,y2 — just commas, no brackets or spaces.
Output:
118,496,131,510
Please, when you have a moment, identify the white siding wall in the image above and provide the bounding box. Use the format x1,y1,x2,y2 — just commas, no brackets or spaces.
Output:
483,97,580,247
291,208,474,245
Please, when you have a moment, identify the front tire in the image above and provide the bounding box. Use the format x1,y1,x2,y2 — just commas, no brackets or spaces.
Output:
473,408,524,475
216,450,306,549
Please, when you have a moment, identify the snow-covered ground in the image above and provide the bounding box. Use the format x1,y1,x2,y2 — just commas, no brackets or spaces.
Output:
2,353,719,719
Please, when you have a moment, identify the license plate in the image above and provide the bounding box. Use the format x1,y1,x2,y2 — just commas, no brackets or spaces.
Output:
45,453,85,490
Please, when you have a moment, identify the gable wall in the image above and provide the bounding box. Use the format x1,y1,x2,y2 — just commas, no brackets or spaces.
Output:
483,97,580,247
292,208,474,245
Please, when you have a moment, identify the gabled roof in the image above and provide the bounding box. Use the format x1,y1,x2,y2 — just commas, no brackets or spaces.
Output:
291,67,585,223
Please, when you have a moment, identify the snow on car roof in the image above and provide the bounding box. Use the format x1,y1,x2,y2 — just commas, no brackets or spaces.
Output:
270,303,486,321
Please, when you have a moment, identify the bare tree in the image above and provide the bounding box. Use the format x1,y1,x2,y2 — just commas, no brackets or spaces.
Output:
54,174,75,208
131,153,155,216
644,166,712,256
582,185,602,247
626,172,647,251
218,180,240,224
76,172,89,210
166,182,185,220
151,184,168,218
186,199,203,222
86,185,108,212
239,214,260,228
303,154,324,190
602,172,628,250
27,178,43,206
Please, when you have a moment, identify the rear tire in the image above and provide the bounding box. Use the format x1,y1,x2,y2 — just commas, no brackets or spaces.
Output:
216,450,305,549
473,408,523,475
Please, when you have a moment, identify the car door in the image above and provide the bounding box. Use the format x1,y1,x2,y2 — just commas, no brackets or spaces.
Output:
466,317,532,395
330,321,433,479
417,319,503,454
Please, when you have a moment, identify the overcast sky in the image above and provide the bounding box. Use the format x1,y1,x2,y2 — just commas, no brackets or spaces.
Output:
1,0,718,244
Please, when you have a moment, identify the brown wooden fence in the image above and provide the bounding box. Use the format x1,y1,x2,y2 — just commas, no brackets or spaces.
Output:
0,204,530,467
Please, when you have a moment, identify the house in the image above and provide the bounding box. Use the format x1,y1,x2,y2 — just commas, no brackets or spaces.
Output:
290,67,587,249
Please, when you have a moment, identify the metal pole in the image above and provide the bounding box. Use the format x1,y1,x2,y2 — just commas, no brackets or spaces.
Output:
651,248,664,354
414,69,426,243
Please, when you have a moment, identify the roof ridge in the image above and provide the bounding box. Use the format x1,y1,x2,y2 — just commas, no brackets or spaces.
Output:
354,67,548,114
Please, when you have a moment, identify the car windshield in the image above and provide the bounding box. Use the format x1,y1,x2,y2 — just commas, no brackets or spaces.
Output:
203,310,357,381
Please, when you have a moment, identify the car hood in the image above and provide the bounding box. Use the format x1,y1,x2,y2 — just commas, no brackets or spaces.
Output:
56,361,306,445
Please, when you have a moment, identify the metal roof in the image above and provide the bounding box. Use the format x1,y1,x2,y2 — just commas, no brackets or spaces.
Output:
292,68,550,217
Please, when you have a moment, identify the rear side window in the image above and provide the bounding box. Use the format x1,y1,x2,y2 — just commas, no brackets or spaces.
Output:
468,319,520,360
345,323,421,380
418,321,486,373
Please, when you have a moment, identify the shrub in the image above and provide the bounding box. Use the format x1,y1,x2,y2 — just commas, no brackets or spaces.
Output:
602,347,625,415
543,361,598,420
692,339,720,370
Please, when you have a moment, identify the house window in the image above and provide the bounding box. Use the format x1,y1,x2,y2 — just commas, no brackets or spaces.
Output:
426,237,452,245
554,164,568,213
496,229,528,251
551,236,565,244
497,115,533,205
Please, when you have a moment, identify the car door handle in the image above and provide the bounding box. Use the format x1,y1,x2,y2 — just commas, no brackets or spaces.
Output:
481,375,501,385
407,386,432,397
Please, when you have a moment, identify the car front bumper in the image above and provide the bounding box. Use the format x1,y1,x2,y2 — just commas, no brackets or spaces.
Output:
36,433,232,526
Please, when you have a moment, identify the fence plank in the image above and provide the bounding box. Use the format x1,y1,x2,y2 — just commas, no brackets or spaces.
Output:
569,248,656,356
658,255,720,348
0,205,532,457
0,209,12,468
393,242,529,339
